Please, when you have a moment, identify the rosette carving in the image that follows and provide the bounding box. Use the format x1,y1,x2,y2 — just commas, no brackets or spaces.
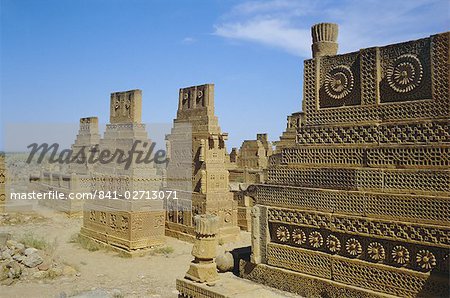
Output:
386,54,423,93
276,226,290,242
324,65,354,100
345,238,362,256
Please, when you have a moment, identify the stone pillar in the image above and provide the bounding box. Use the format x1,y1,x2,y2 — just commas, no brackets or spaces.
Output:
250,206,261,264
185,214,219,284
311,23,339,58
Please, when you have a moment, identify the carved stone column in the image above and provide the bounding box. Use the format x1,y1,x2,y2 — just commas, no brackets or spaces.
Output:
185,214,219,283
250,206,261,264
311,23,339,58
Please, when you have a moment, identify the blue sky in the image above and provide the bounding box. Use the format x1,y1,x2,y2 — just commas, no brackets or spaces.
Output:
1,0,448,150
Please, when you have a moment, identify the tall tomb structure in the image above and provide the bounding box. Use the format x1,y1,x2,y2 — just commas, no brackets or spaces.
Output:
165,84,239,242
33,117,100,215
242,23,449,297
80,90,165,252
228,134,274,231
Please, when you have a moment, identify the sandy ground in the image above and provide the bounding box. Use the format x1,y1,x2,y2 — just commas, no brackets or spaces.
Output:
1,206,292,298
0,206,199,298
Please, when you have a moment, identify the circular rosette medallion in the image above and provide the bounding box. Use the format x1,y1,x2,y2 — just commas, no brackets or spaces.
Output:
367,242,385,261
324,65,354,100
308,231,323,248
387,54,423,93
416,250,436,271
326,235,341,253
345,238,362,256
276,226,290,242
292,229,306,245
391,245,410,265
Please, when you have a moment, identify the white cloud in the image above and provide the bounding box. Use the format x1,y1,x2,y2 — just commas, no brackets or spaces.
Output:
230,0,314,16
214,0,448,57
181,37,196,44
214,18,310,56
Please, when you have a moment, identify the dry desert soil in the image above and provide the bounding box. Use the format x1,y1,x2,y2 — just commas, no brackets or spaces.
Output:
0,207,295,298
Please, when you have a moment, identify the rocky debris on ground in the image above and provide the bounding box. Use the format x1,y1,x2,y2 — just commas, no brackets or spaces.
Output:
0,213,47,225
58,288,123,298
0,238,78,285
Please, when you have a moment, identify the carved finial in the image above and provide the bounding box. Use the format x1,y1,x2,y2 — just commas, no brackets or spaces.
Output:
311,23,339,58
194,214,218,236
185,214,219,283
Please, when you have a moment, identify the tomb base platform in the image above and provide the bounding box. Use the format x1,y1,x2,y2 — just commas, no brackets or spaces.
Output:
239,258,448,298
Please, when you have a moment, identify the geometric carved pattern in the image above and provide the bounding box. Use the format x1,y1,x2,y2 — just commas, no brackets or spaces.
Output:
360,48,379,105
303,59,317,122
266,167,449,194
263,244,449,297
267,243,332,279
268,208,450,249
176,279,227,298
431,32,450,116
81,207,165,250
255,185,450,224
269,222,449,274
332,257,447,297
241,260,450,298
366,146,450,168
281,145,450,168
254,31,450,298
296,120,450,145
303,34,448,125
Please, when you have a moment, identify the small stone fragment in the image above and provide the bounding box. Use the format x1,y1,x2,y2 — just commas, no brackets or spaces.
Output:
6,240,18,249
24,247,38,256
8,262,22,278
38,261,51,271
32,271,47,279
62,265,77,276
23,253,44,268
